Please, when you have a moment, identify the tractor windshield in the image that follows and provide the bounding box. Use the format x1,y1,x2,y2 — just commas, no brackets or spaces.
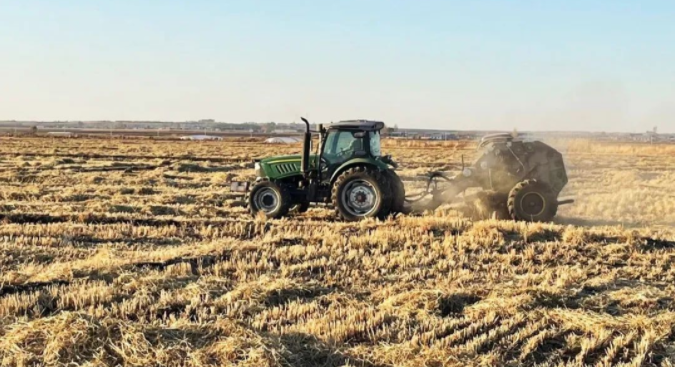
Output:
369,131,381,156
323,130,362,163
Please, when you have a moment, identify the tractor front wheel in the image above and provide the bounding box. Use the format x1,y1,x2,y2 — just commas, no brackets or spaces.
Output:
507,180,558,222
248,181,291,219
332,167,392,221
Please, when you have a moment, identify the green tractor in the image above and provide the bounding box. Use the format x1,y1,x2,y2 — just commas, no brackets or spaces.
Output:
231,118,406,221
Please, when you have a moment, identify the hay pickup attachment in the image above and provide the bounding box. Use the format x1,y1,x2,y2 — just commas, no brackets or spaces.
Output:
401,133,573,221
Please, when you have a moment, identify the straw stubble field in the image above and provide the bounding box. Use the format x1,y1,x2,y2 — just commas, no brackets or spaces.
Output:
0,136,673,366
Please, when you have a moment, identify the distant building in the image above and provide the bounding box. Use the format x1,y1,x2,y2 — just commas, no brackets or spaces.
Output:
428,133,458,140
272,129,302,134
265,137,300,144
180,135,222,141
46,132,76,137
643,131,659,143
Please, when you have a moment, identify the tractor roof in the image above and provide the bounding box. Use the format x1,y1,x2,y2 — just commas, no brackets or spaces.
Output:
328,120,385,131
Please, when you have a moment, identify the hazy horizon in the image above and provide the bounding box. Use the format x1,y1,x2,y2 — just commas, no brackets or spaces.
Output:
0,119,668,135
1,1,674,133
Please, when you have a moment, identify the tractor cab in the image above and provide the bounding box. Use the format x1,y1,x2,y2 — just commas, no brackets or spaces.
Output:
319,120,385,183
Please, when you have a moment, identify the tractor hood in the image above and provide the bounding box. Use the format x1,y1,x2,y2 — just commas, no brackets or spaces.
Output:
258,154,318,179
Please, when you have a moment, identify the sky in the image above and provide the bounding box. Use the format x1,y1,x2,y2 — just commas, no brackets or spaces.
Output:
1,0,674,133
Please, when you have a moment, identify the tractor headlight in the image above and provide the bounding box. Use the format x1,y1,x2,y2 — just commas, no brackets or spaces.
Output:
254,162,262,177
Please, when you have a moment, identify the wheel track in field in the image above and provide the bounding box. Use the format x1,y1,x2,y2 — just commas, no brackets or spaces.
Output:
1,229,353,297
458,316,528,356
0,248,235,299
0,151,252,163
0,211,250,227
0,280,71,297
0,213,425,240
1,275,672,365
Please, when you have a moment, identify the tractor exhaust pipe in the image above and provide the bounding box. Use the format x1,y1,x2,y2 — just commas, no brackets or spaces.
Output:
300,117,311,178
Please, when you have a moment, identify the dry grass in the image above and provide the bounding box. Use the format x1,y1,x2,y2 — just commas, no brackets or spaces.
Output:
0,136,673,366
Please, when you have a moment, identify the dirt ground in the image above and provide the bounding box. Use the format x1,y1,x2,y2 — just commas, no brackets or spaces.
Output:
0,136,673,366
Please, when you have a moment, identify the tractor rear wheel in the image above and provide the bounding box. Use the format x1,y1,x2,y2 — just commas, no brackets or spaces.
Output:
248,180,291,219
382,170,408,214
332,167,392,221
507,180,558,222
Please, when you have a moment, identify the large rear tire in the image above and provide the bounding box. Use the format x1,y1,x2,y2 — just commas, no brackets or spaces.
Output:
507,180,558,222
248,180,291,219
332,167,392,221
382,170,408,215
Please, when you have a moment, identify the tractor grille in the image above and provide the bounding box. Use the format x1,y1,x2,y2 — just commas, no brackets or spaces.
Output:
274,163,298,174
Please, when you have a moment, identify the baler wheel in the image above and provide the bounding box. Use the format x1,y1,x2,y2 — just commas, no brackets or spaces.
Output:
507,180,558,222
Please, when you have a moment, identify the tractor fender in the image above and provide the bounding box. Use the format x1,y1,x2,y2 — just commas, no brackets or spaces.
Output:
329,158,390,184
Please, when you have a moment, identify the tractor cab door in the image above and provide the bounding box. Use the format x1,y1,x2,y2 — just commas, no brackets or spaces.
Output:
321,130,367,180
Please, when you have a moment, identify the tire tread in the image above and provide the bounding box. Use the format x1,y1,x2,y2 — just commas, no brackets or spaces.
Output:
331,166,392,221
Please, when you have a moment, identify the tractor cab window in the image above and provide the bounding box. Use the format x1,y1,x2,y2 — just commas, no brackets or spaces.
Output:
369,131,381,157
323,130,363,163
